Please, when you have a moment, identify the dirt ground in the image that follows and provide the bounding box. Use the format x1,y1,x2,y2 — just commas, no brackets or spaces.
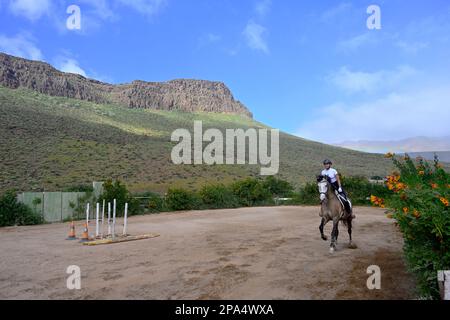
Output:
0,206,417,300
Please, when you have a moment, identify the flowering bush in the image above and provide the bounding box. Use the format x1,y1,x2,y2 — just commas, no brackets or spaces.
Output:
371,155,450,298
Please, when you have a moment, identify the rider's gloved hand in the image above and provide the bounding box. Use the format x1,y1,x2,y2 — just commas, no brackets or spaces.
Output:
338,187,342,193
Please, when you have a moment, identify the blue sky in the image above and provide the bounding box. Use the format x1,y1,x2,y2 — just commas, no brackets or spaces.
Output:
1,0,450,144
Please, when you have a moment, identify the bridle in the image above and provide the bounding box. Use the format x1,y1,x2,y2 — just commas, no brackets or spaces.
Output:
317,177,328,202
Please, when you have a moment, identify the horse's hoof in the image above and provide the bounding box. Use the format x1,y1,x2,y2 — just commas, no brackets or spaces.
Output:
329,247,335,254
348,242,358,249
321,236,328,241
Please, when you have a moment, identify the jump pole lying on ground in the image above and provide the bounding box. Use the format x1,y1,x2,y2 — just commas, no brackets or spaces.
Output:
95,203,100,238
82,233,160,246
123,203,128,236
112,199,116,240
107,202,111,236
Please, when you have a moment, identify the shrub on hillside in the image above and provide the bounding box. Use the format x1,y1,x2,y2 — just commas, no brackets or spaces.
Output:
98,179,140,216
371,154,450,299
342,175,390,205
0,190,44,227
199,184,239,209
165,188,201,211
263,176,294,198
231,178,272,206
292,175,390,206
146,193,166,213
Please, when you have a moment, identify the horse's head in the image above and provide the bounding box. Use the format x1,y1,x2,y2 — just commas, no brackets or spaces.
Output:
317,175,329,202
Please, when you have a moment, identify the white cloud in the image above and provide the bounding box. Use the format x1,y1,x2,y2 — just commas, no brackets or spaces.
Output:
395,40,429,54
296,85,450,143
8,0,51,21
116,0,167,17
255,0,271,18
337,32,379,52
327,65,417,94
320,2,351,22
243,20,269,54
0,33,43,60
55,57,87,77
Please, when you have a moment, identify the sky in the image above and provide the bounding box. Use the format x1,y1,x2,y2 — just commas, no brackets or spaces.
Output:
1,0,450,144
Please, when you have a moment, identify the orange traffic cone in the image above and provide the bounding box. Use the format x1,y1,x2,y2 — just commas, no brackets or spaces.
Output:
79,223,90,243
66,221,77,240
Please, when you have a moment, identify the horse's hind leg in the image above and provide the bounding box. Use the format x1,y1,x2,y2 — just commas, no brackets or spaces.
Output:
319,217,328,241
347,218,357,249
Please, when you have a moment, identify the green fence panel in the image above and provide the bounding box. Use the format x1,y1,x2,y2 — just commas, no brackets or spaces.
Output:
62,192,86,221
43,192,63,222
21,192,44,217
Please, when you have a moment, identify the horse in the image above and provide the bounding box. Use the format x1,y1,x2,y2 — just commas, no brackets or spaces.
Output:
317,175,356,253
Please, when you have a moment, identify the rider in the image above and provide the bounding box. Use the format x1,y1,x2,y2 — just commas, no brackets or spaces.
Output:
321,159,354,218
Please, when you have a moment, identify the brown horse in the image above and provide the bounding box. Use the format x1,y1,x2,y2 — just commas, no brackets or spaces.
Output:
317,176,356,253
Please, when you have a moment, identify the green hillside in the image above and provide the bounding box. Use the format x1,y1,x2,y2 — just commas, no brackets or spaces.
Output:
0,86,393,193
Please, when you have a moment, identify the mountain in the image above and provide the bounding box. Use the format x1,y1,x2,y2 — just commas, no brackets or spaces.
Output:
404,152,450,163
336,136,450,154
0,53,395,193
0,53,252,117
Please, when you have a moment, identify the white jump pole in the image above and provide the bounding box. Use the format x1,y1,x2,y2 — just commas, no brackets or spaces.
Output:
101,199,105,238
107,202,111,236
95,203,99,238
112,199,116,240
86,203,90,225
123,203,128,236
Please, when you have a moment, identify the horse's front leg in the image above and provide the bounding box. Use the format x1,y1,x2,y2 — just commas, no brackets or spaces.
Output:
330,218,339,253
319,217,328,241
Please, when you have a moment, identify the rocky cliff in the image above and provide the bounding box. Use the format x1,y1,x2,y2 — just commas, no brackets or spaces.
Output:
0,52,252,117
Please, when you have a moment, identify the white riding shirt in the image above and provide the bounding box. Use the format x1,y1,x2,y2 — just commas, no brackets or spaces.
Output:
321,168,338,183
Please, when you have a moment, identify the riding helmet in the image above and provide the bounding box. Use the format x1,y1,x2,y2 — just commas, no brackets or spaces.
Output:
323,159,332,165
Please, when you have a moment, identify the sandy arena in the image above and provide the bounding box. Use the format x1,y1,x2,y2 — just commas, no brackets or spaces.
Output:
0,206,417,299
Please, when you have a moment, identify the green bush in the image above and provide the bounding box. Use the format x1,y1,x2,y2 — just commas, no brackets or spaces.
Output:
98,179,140,216
146,193,165,213
372,155,450,299
292,175,390,206
0,190,44,227
199,184,239,209
231,178,272,206
165,188,201,211
263,176,294,198
292,181,318,205
342,175,390,205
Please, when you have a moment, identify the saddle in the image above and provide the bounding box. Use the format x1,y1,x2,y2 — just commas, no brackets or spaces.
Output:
335,190,353,218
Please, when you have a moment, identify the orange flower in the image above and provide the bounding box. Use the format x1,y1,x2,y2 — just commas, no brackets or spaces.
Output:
418,170,425,176
413,210,420,218
440,197,449,207
403,207,409,214
431,183,438,189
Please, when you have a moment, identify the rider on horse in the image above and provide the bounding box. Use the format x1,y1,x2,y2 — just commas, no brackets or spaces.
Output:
321,159,354,218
